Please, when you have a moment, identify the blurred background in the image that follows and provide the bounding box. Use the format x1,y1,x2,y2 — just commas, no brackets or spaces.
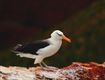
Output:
0,0,105,67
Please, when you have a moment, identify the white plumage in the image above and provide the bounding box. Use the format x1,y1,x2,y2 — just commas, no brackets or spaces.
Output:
12,30,71,67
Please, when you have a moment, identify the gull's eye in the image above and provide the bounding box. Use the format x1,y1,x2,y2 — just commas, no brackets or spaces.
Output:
56,32,62,36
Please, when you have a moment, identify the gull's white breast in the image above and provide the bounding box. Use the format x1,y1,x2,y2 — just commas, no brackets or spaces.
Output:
36,39,62,57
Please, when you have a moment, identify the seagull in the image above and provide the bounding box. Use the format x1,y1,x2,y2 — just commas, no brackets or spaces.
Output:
12,30,71,67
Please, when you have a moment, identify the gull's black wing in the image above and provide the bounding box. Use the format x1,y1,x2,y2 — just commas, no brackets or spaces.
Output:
12,40,50,54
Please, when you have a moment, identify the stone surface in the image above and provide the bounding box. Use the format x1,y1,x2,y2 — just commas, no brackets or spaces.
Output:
0,62,105,80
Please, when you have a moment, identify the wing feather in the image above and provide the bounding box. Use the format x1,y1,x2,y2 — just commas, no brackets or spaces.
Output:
13,40,50,54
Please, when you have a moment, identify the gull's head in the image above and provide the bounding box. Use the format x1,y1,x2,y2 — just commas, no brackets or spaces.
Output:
51,30,71,42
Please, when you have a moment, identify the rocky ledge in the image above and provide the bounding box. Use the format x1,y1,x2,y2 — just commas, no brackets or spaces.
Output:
0,62,105,80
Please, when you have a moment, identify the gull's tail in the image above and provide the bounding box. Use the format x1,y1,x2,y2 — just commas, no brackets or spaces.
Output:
11,44,43,64
11,44,22,54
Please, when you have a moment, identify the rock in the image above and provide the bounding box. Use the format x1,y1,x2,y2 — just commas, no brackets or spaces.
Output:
0,62,105,80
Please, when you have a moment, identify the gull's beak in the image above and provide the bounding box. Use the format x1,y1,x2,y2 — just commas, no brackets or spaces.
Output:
63,35,71,43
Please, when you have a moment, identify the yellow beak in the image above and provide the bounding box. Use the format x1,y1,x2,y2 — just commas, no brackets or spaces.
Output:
63,35,71,43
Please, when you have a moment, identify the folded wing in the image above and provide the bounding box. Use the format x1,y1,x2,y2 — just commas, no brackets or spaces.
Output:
12,40,50,55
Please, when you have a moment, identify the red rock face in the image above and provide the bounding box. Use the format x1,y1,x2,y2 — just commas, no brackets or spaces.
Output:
62,62,105,80
0,62,104,80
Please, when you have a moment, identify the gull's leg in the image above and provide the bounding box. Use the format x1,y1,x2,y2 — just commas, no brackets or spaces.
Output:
34,59,43,68
39,63,46,80
42,61,48,67
39,63,43,68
